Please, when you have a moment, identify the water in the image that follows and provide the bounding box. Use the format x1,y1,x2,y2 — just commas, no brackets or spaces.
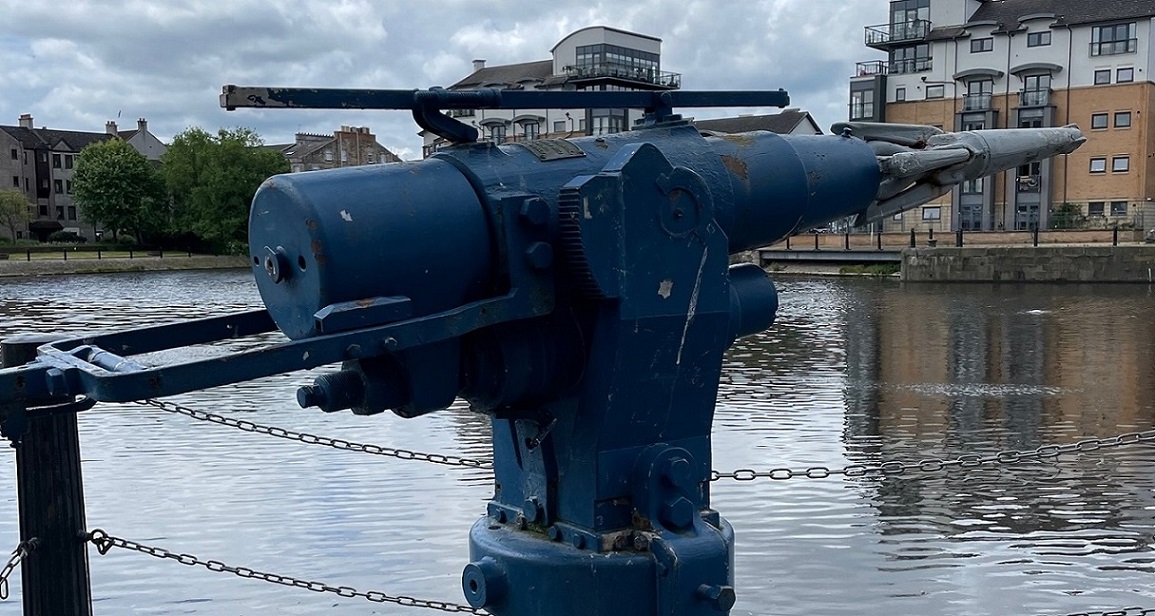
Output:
1,271,1153,616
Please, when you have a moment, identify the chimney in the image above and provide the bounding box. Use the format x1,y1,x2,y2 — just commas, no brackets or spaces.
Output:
473,59,486,71
106,120,118,135
137,117,147,133
18,114,32,129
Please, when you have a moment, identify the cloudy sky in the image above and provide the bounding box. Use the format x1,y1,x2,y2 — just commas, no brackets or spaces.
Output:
0,0,887,160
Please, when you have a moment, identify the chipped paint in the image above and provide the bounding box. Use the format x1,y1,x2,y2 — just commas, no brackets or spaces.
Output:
675,249,708,366
583,197,592,219
658,280,673,299
340,210,354,222
720,155,748,180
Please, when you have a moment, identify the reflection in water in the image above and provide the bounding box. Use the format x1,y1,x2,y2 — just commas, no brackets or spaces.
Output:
1,272,1154,616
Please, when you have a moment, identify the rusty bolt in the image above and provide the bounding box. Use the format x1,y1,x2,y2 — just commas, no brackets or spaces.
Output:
697,585,736,612
519,197,550,228
632,532,651,551
525,242,554,271
661,496,695,530
612,534,630,551
514,514,527,530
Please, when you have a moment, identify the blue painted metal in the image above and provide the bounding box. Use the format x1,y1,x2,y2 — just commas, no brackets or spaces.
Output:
0,87,1081,615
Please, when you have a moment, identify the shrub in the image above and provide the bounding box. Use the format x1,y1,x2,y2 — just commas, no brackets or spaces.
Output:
47,230,86,243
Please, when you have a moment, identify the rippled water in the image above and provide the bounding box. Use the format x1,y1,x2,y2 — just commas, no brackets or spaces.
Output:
1,271,1153,616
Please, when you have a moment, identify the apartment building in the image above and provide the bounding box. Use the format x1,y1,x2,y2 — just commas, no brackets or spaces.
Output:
849,0,1155,232
0,115,166,241
422,26,681,157
272,125,401,173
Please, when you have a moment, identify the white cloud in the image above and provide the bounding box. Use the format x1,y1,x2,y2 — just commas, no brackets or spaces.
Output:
0,0,884,156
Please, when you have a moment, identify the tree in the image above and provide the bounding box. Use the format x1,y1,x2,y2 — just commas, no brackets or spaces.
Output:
72,139,166,243
162,127,289,247
0,189,32,241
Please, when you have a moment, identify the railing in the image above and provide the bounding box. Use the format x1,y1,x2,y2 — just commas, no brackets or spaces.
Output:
562,64,682,89
854,61,888,77
447,109,474,118
865,20,931,47
888,58,932,74
1019,89,1051,107
963,93,993,111
1090,38,1137,56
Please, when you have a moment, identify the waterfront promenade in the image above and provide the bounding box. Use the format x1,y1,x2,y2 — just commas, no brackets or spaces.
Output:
0,254,248,278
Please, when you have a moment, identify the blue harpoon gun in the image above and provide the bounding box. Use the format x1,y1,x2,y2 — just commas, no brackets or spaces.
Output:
0,86,1083,616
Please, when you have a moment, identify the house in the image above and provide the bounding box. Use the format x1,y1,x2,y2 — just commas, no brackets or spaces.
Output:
0,114,167,241
694,109,823,136
422,26,681,158
271,125,401,172
848,0,1155,233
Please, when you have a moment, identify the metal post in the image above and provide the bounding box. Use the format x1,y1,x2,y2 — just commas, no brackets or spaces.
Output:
1,335,93,616
813,232,819,251
97,250,101,260
62,250,67,262
785,236,791,251
876,232,882,251
128,250,133,259
956,228,963,247
843,232,850,251
928,228,934,242
1032,225,1039,247
25,250,29,262
1113,226,1119,246
909,229,916,248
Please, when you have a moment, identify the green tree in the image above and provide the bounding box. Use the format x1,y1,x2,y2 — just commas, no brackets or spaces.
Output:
162,127,288,247
72,139,166,243
0,189,32,241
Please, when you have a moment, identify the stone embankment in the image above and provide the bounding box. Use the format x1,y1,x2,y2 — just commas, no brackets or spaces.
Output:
0,255,249,278
902,245,1155,282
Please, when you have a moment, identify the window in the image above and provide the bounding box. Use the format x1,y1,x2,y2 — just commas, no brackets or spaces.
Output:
1090,157,1107,173
55,206,64,220
64,155,73,169
323,149,333,161
1117,67,1134,83
523,121,540,140
579,119,587,132
971,37,993,53
9,149,16,160
10,176,17,188
1112,156,1130,172
1027,31,1052,47
893,213,904,221
962,178,984,193
67,206,76,220
896,87,906,101
38,204,46,216
850,87,875,120
53,179,63,193
489,124,506,144
52,154,61,168
1094,69,1111,85
1111,200,1128,215
1115,111,1132,128
1091,23,1137,56
1088,201,1105,216
40,153,47,163
922,206,941,220
964,79,993,110
65,180,73,194
926,84,945,99
1091,113,1109,129
890,43,931,74
553,120,565,133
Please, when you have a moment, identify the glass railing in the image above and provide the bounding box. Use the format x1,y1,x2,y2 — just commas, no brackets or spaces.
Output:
865,20,931,46
963,93,993,111
854,61,888,77
1019,89,1051,107
562,64,682,88
888,58,932,74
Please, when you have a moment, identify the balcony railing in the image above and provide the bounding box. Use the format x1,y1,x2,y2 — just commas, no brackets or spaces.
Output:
963,93,993,111
865,20,932,48
1090,39,1137,56
854,61,888,77
447,109,475,118
888,58,932,74
562,64,682,89
1019,89,1051,107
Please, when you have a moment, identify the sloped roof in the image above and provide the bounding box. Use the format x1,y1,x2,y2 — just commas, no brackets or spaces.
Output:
970,0,1155,30
451,60,555,89
0,125,113,152
693,109,819,135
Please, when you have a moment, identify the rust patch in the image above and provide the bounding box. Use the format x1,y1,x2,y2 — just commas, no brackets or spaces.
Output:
305,218,317,230
311,239,326,266
719,133,755,148
355,298,374,308
720,155,748,180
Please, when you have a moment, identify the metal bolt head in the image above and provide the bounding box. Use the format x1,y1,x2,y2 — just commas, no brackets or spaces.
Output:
547,526,562,541
519,197,550,227
697,584,737,612
296,385,321,409
632,532,651,551
525,242,554,271
661,496,695,530
522,498,541,524
664,457,694,489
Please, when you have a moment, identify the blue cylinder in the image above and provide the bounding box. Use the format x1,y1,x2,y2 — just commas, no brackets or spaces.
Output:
248,160,494,339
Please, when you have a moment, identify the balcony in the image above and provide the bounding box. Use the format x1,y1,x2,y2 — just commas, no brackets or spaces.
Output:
865,20,932,49
563,64,681,89
854,61,888,78
1090,39,1137,56
447,109,475,118
888,58,932,75
1019,89,1051,107
963,93,993,111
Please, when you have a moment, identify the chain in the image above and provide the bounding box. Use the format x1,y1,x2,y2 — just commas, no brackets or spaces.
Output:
710,429,1155,482
0,538,38,601
135,399,492,469
86,529,485,614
